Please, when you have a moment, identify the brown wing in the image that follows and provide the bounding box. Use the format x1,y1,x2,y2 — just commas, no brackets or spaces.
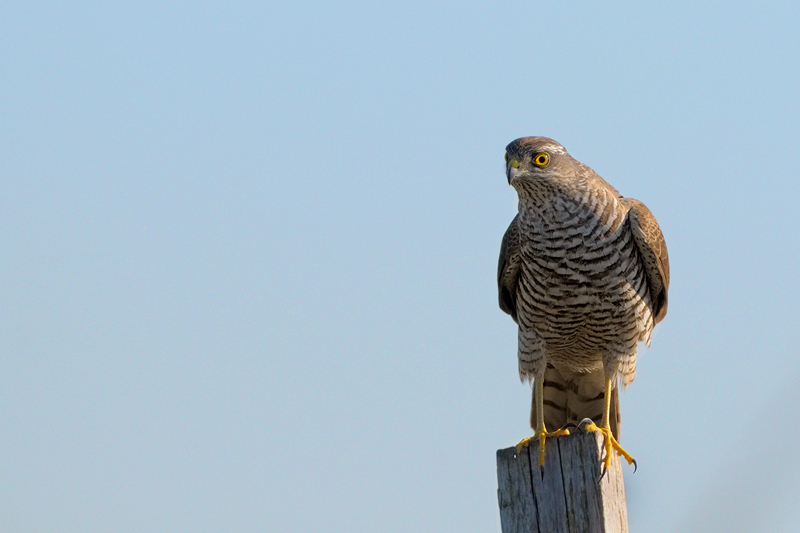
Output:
620,198,670,323
498,214,521,323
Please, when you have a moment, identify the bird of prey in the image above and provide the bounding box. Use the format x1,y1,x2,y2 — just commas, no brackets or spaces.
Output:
498,137,669,472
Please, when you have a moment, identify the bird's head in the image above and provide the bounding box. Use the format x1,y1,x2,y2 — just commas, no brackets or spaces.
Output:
504,137,575,195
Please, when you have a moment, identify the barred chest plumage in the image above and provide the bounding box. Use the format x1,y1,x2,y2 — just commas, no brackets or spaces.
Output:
515,188,655,373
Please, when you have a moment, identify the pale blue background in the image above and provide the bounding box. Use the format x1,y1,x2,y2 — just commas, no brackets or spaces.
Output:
2,1,800,531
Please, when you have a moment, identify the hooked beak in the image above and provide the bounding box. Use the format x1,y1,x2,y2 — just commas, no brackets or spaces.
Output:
506,157,521,184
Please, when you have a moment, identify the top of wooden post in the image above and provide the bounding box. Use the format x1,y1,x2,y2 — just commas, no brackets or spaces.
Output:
496,431,628,533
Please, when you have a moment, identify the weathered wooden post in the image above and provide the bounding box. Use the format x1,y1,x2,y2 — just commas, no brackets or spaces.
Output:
496,431,628,533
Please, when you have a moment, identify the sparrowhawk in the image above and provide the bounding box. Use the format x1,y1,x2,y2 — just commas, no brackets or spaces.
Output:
497,137,669,472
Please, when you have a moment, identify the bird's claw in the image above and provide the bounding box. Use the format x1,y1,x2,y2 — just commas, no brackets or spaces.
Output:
515,427,570,466
584,421,636,476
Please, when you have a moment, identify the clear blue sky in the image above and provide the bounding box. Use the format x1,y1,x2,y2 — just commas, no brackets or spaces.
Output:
3,1,800,531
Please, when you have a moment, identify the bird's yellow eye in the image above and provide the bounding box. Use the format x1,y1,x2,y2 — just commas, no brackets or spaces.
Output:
533,153,550,167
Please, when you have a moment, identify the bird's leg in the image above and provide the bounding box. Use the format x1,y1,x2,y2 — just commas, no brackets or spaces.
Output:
515,374,570,466
585,376,636,474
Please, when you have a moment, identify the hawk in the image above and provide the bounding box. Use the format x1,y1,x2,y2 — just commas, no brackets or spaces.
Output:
497,137,669,471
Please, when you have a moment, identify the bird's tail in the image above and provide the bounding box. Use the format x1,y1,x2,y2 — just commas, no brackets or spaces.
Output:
532,364,620,439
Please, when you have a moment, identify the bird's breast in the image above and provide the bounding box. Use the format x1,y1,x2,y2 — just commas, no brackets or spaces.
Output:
514,196,653,355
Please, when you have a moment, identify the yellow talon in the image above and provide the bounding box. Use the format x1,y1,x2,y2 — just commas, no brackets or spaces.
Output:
515,436,535,455
516,427,570,465
578,376,638,474
517,375,571,465
585,421,635,471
